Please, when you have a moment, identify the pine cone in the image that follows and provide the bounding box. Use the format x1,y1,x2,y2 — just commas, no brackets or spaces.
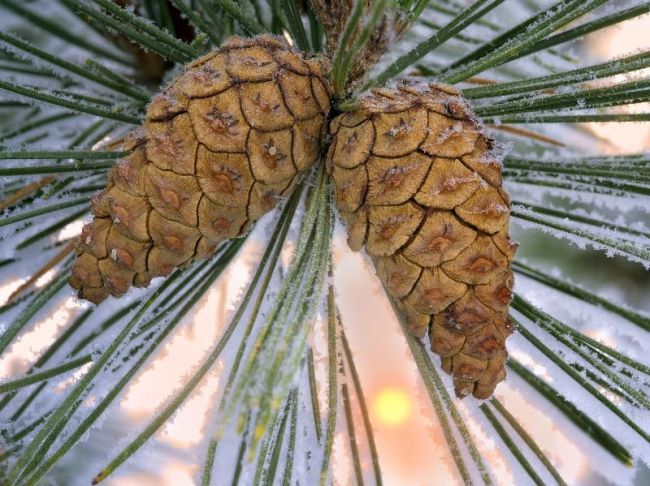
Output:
70,35,331,304
328,81,517,399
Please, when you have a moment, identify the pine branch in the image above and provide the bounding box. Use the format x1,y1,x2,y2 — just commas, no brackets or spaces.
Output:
513,315,650,442
211,0,265,35
338,0,390,93
0,149,126,160
307,6,324,52
475,78,650,117
59,305,137,372
0,271,69,357
194,0,229,36
490,399,567,486
440,0,608,84
0,309,92,414
0,162,114,175
320,281,339,486
0,62,62,80
281,389,299,485
90,0,199,58
267,394,294,484
1,0,132,65
511,199,650,240
504,162,650,185
340,327,383,485
389,297,485,484
419,18,483,45
506,154,650,170
90,245,244,484
85,60,151,99
0,355,91,394
515,3,650,61
0,112,78,141
0,31,149,103
507,359,633,465
506,175,650,198
341,380,364,485
438,0,571,72
7,269,188,483
307,348,322,442
196,190,303,484
0,176,55,212
0,80,142,124
513,261,650,332
464,51,650,99
145,0,177,34
331,0,365,97
6,413,51,444
369,0,505,88
483,113,650,123
428,0,501,31
480,403,545,485
404,0,431,23
218,169,329,444
511,205,650,266
59,0,191,64
16,208,88,250
20,256,237,484
253,408,282,484
169,0,222,45
0,198,89,228
249,175,331,455
280,0,310,52
513,295,650,406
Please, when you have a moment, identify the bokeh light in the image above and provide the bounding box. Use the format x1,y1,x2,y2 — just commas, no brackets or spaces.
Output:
373,387,412,426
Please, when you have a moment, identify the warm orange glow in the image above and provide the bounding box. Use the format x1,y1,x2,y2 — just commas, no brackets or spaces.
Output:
119,238,259,453
373,387,411,426
0,300,76,377
114,461,196,486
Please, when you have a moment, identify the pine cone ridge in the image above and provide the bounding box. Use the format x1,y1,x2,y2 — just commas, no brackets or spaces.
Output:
70,35,331,304
328,80,518,399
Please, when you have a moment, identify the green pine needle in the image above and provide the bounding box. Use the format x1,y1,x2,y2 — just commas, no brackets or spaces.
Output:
508,359,633,466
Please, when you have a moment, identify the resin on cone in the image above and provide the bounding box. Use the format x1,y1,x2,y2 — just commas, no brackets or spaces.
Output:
328,80,517,399
70,35,331,304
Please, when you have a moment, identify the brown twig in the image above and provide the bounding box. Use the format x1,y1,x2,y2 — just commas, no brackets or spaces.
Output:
94,135,126,151
0,176,55,212
464,76,498,86
489,124,566,147
7,239,76,304
408,73,500,86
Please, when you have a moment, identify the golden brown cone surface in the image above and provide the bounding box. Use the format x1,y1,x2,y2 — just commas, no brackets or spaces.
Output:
328,80,517,399
70,35,331,304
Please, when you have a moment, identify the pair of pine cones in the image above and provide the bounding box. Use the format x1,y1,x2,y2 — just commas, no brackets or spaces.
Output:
69,35,516,399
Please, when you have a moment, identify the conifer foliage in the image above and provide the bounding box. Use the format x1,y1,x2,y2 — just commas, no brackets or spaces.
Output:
0,1,648,485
